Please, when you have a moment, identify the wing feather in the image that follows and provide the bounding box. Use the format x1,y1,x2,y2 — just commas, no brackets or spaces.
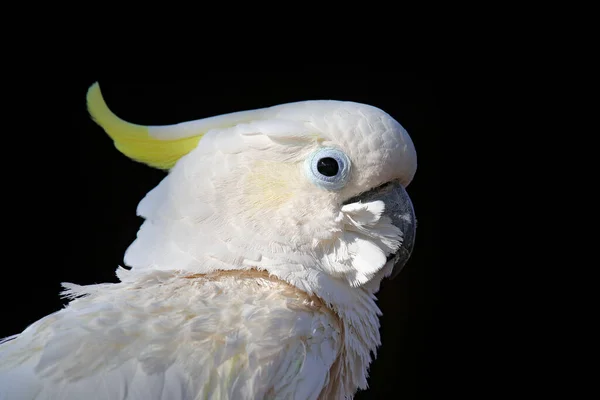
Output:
0,269,343,400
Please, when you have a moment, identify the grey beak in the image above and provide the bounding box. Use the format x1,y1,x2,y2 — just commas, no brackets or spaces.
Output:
347,181,417,279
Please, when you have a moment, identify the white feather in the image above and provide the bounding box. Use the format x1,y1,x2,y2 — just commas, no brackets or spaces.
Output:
0,269,362,400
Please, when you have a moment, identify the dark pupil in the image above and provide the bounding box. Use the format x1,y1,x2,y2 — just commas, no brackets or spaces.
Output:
317,157,339,177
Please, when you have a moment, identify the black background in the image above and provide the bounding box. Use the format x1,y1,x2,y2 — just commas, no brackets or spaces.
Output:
2,75,440,399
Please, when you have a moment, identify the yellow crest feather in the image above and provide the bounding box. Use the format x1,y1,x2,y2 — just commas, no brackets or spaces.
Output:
86,82,203,170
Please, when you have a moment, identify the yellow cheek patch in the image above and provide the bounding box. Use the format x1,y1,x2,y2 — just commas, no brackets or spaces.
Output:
244,160,301,211
86,83,203,170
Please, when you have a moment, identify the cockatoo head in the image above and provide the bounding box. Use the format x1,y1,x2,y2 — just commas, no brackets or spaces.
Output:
87,83,417,293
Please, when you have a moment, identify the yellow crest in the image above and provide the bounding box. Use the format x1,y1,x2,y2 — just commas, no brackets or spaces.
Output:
87,83,204,170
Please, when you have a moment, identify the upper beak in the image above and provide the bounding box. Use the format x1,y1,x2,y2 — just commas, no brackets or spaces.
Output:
345,180,417,279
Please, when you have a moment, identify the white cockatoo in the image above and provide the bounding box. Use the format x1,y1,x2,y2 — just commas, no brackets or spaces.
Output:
0,82,417,400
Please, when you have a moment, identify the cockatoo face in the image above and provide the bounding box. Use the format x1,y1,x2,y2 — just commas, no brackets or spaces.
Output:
87,85,417,290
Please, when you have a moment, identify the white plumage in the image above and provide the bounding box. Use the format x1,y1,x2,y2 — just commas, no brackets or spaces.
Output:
0,84,417,399
1,269,358,399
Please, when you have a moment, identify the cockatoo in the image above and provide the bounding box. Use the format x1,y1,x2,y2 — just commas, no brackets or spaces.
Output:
0,82,417,400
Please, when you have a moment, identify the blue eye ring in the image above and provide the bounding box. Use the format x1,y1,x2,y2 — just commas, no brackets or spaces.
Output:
304,147,352,191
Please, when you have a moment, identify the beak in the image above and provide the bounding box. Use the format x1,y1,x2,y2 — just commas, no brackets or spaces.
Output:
346,180,417,279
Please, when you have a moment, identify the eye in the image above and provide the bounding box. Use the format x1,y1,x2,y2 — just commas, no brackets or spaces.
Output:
304,147,352,190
